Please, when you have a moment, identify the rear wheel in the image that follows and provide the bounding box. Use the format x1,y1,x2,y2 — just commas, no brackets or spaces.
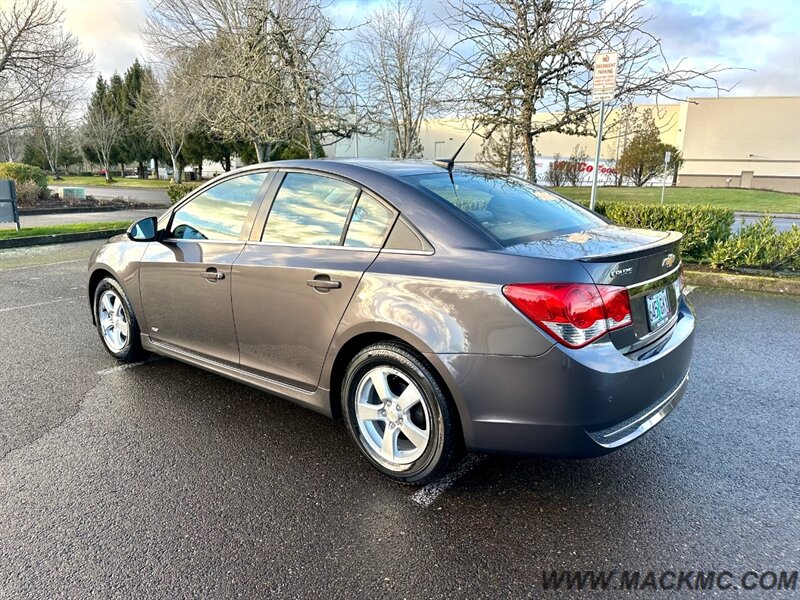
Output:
342,342,460,484
93,277,144,362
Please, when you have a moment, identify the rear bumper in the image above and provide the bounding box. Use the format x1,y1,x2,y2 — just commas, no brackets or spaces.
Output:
433,296,696,457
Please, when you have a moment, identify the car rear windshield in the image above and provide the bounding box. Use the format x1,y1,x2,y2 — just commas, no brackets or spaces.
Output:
404,171,604,246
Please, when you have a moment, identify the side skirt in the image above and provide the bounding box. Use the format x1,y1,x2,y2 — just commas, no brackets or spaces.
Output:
140,335,333,417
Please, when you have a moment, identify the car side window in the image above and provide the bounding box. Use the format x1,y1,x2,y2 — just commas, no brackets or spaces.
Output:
262,173,359,246
344,193,395,248
170,173,268,241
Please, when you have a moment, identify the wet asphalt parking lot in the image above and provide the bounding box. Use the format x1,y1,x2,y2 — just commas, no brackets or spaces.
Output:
0,240,798,598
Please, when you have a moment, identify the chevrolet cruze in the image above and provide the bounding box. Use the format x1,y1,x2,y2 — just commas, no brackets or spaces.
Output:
88,159,695,484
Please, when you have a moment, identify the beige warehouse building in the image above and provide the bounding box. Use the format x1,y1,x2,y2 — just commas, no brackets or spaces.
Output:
333,96,800,195
675,96,800,193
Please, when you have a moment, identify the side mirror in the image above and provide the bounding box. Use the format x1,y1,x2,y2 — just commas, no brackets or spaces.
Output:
127,216,158,241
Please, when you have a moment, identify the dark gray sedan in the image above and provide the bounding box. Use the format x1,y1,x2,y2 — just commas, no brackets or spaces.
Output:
88,159,695,484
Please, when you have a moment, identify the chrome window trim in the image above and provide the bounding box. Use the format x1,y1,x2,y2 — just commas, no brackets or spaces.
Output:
380,248,435,256
244,240,381,253
160,238,245,245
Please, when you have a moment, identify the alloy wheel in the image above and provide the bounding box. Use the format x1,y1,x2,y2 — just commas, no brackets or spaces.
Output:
354,366,431,469
98,289,129,352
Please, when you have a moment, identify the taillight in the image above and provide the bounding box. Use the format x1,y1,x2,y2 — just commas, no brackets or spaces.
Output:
502,283,633,348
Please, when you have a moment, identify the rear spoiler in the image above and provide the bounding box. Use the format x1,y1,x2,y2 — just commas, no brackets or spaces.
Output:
577,231,684,262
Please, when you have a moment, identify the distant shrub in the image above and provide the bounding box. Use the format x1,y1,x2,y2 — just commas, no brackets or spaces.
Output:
709,216,800,272
0,162,50,207
14,180,50,207
166,181,200,205
0,162,48,188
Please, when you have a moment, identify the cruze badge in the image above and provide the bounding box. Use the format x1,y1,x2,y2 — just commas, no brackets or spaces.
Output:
611,267,633,278
662,253,676,268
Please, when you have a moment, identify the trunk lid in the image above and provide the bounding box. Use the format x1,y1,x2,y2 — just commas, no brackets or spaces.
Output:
503,224,684,351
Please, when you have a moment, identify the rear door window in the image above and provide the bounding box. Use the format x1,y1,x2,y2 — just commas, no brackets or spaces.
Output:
404,171,604,245
344,193,395,248
262,173,359,246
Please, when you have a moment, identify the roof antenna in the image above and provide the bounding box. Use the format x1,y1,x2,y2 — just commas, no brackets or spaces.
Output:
433,134,472,172
432,123,484,173
433,122,494,173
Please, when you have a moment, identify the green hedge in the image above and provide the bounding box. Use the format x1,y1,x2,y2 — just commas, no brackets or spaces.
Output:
166,181,201,205
578,200,797,273
587,201,734,261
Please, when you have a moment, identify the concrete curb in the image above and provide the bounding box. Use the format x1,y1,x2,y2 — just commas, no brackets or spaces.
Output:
20,206,119,215
19,206,163,215
735,211,800,219
685,269,800,296
0,228,127,249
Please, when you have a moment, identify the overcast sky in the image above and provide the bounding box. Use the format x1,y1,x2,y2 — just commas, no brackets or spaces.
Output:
59,0,800,98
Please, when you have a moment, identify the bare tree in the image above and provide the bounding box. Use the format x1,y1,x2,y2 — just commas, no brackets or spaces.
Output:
447,0,731,182
356,0,451,158
0,126,25,162
264,2,353,158
193,35,290,162
476,122,524,174
0,0,93,139
564,145,589,186
545,153,566,187
140,73,197,183
31,92,80,179
83,108,123,182
143,0,352,161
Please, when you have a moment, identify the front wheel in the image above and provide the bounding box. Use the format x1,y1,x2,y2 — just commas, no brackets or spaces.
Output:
341,342,461,484
93,277,144,362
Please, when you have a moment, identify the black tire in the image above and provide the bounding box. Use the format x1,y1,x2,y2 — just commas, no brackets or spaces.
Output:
93,276,144,362
341,342,461,485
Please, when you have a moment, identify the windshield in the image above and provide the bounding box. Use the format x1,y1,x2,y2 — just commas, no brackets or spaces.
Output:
404,171,604,246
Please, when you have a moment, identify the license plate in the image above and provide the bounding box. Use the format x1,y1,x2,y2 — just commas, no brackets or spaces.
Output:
646,288,671,331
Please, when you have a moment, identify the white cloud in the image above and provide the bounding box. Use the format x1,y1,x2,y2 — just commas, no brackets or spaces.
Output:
60,0,149,79
647,0,800,96
34,0,798,98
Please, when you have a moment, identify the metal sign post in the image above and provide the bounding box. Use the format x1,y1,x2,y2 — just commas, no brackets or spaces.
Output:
0,179,20,232
589,51,618,211
589,100,606,211
660,150,672,205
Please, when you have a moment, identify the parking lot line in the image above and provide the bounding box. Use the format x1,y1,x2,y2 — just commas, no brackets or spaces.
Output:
411,454,485,507
96,357,163,375
0,297,80,313
0,258,87,272
685,285,697,295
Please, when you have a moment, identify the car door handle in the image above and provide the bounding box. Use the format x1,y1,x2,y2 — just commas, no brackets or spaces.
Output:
201,268,225,281
306,278,341,290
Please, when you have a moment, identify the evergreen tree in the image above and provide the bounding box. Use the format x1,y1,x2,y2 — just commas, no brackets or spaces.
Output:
124,60,161,178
